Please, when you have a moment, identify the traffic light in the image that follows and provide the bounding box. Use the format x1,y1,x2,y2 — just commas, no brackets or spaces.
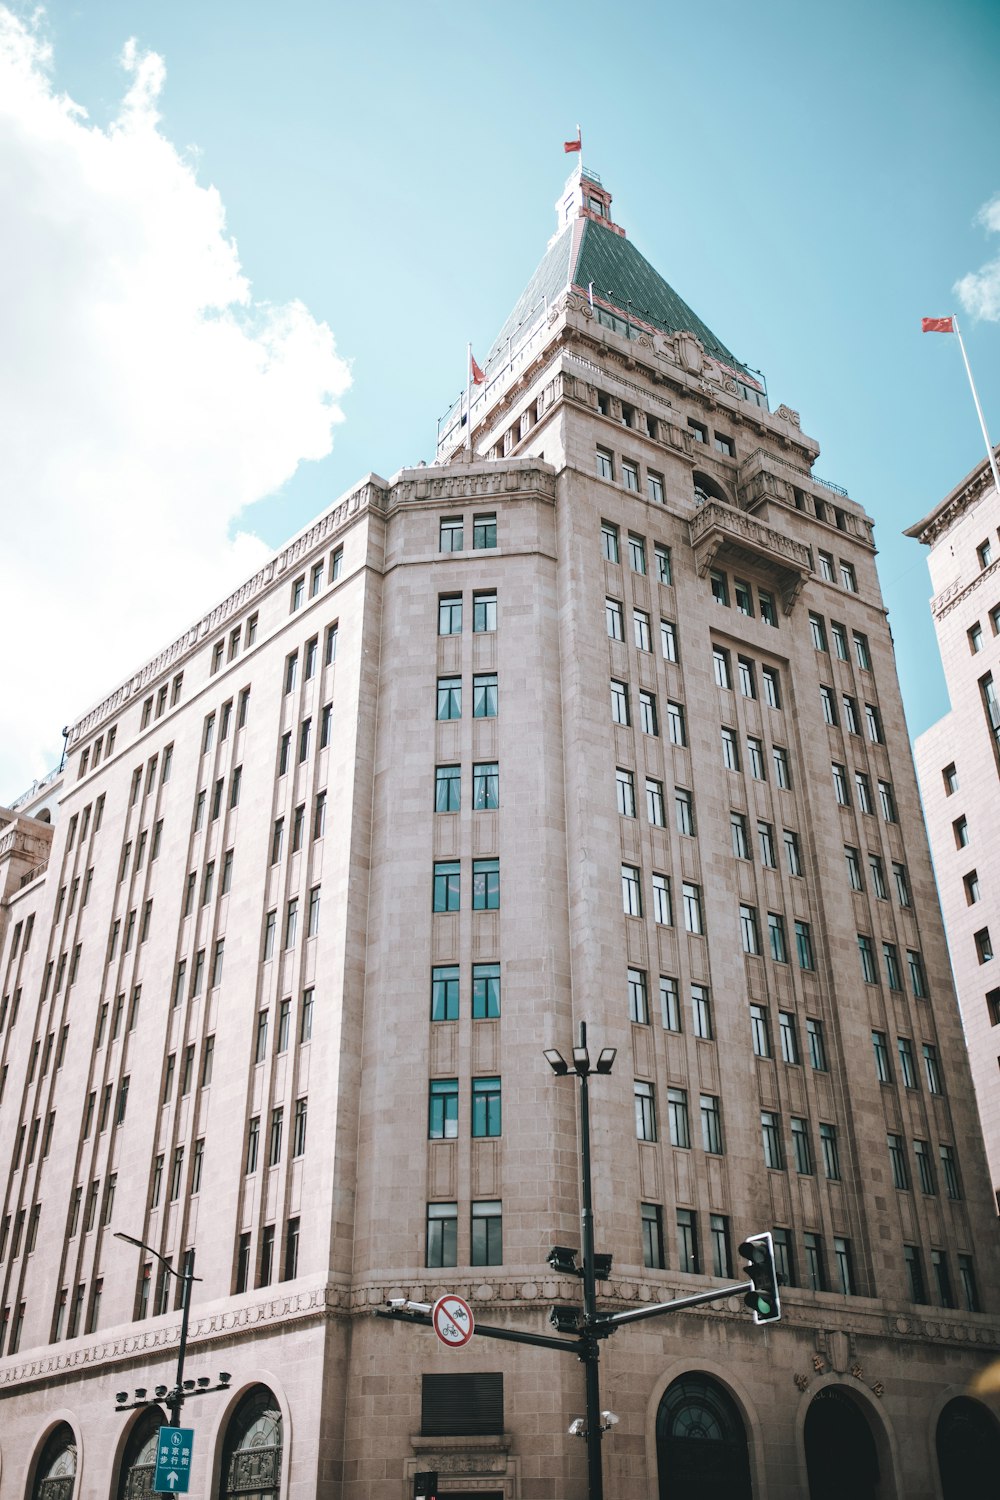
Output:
738,1232,781,1324
414,1472,438,1498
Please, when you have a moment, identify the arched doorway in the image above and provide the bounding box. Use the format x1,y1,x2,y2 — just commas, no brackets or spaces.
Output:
804,1388,879,1500
116,1410,162,1500
31,1424,77,1500
656,1372,752,1500
219,1386,282,1499
936,1395,1000,1498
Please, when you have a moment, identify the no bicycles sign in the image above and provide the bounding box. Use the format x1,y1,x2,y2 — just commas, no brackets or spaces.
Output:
432,1294,475,1348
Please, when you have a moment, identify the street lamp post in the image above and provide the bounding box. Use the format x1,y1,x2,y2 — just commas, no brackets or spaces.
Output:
544,1022,617,1500
113,1233,230,1426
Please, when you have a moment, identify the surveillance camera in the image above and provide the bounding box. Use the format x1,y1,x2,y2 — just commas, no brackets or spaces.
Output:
387,1298,409,1309
568,1417,586,1437
601,1410,619,1427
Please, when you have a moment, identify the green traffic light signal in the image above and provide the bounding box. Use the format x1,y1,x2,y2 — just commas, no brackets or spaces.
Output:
738,1232,781,1325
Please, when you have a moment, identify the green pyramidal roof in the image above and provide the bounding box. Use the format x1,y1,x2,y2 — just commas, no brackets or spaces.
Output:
485,192,753,382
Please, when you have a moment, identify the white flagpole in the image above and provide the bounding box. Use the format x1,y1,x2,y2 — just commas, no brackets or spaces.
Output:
953,316,1000,497
465,343,473,455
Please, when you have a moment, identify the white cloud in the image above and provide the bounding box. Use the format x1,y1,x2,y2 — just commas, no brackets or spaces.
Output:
954,193,1000,322
0,8,350,801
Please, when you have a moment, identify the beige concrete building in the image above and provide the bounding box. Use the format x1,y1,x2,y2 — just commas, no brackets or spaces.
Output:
909,455,1000,1211
2,165,1000,1500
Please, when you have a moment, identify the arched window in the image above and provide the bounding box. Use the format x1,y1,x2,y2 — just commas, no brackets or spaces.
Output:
220,1386,282,1500
937,1395,1000,1500
116,1409,162,1500
31,1424,77,1500
804,1388,878,1500
656,1373,751,1500
692,472,730,508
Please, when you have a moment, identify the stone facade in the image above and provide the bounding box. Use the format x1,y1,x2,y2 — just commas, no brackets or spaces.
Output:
2,167,1000,1498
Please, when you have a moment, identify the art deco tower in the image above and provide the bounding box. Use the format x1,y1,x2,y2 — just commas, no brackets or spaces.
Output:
2,165,999,1500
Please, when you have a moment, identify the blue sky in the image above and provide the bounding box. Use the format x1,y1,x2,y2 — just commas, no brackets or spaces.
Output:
2,0,1000,795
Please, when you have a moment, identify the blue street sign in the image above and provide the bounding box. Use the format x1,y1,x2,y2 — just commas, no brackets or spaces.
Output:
153,1426,194,1494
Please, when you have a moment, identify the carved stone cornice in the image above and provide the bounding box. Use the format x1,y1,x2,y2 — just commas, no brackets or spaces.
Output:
689,501,813,614
931,549,1000,621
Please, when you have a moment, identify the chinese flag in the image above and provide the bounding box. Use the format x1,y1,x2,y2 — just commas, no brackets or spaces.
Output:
470,351,485,385
564,136,582,153
922,317,954,333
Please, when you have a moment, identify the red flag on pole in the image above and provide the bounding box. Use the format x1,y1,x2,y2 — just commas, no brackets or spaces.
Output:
564,136,582,153
921,317,954,333
470,351,485,386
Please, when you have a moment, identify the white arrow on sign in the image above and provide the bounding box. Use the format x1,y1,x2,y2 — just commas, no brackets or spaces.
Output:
168,1474,178,1490
432,1293,475,1348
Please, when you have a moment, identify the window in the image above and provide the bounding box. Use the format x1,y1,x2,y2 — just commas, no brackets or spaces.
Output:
737,656,756,698
762,666,781,708
903,1245,927,1303
433,861,460,913
779,1011,799,1064
284,897,299,949
682,882,702,934
897,1036,917,1088
596,446,614,480
429,1079,459,1139
653,544,672,586
440,516,463,551
721,727,740,770
747,737,765,780
438,595,462,635
712,647,732,691
989,988,1000,1025
701,1094,723,1154
622,458,640,492
426,1203,458,1268
691,985,712,1039
627,533,646,572
810,613,828,651
865,703,883,742
761,1111,783,1169
818,550,835,582
646,778,665,826
633,609,651,651
940,1144,961,1199
622,864,642,916
759,590,778,626
628,968,649,1024
958,1253,979,1312
710,570,729,606
473,513,497,549
831,621,849,659
978,538,993,569
845,845,863,890
615,767,636,817
473,761,499,809
915,1139,935,1194
436,764,461,813
888,1133,909,1189
307,886,321,938
869,854,887,899
473,591,497,632
432,965,460,1021
883,942,902,991
820,685,838,726
313,791,327,841
472,1076,501,1136
853,770,872,813
660,619,678,661
791,1117,813,1175
807,1018,827,1071
878,779,897,823
437,675,461,720
954,815,969,848
734,579,753,616
652,873,672,925
675,787,695,836
660,975,681,1031
795,921,815,971
329,544,343,580
740,904,760,955
853,631,871,670
840,561,858,592
472,858,500,910
908,950,927,999
966,869,981,904
976,927,993,964
758,821,776,868
820,1123,841,1180
601,520,619,562
610,679,630,725
639,691,658,735
676,1209,699,1273
804,1233,826,1291
290,574,305,611
471,1200,503,1265
641,1203,665,1269
773,746,791,788
605,597,624,640
833,1236,853,1294
278,731,291,775
472,963,500,1019
772,1228,794,1288
730,812,750,860
665,700,685,745
661,1086,689,1147
872,1030,891,1082
751,1004,771,1057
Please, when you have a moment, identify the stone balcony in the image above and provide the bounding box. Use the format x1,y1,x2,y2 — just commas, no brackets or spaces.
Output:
0,815,53,900
689,501,812,615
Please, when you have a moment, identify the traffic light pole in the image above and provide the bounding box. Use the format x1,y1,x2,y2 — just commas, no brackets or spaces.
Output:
576,1057,604,1500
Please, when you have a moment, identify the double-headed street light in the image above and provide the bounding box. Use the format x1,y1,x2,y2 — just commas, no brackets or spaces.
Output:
544,1023,616,1500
